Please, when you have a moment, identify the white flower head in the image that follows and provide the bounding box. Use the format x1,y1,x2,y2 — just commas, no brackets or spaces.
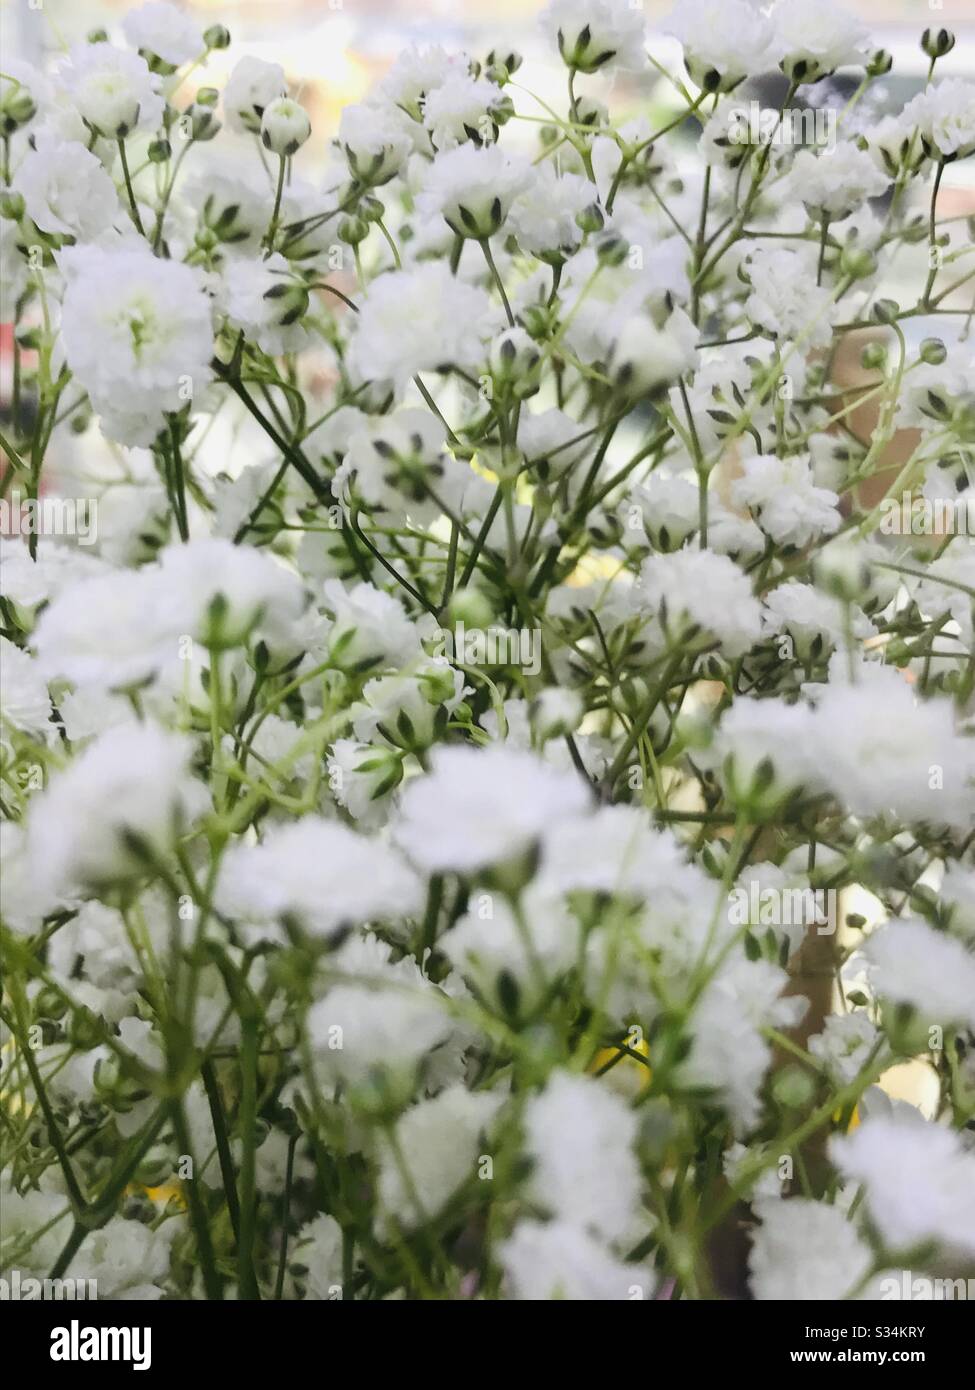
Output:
14,139,119,240
419,144,532,241
58,42,164,139
667,0,778,93
772,0,871,83
223,55,286,134
542,0,648,75
123,2,204,71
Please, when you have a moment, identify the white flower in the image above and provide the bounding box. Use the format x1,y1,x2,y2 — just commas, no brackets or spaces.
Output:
338,103,413,186
508,164,593,260
219,253,310,356
786,142,889,220
732,453,841,548
376,46,471,120
14,139,119,240
441,885,579,1013
58,42,164,139
714,696,817,814
542,0,648,74
32,566,172,691
804,663,975,830
865,918,975,1032
395,745,590,875
223,55,286,134
27,722,203,892
763,581,873,660
1,59,51,134
530,686,583,741
0,637,52,740
217,818,423,937
772,0,870,83
59,243,212,445
260,97,311,157
334,408,463,525
610,307,699,397
523,1071,641,1241
743,244,836,348
901,79,975,161
306,932,453,1089
638,550,763,657
809,1012,881,1085
625,473,700,552
376,1085,501,1231
833,1116,975,1260
419,144,531,240
348,262,494,388
322,578,425,671
681,955,804,1132
501,1220,649,1300
940,863,975,942
422,74,505,151
67,1214,174,1299
667,0,778,93
292,1214,343,1300
749,1198,873,1300
123,2,204,69
327,738,403,824
517,407,592,481
156,538,307,654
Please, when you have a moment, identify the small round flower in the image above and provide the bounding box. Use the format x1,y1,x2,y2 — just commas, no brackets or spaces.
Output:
786,142,890,221
901,79,975,162
530,687,583,741
543,0,648,75
122,2,205,72
223,55,286,134
337,103,413,186
419,144,531,240
422,73,508,151
666,0,778,93
15,139,119,240
58,41,164,139
773,0,870,84
261,96,311,157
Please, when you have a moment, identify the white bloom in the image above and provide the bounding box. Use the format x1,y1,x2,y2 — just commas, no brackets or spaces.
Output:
307,932,453,1089
292,1214,343,1300
349,262,494,388
786,142,889,220
667,0,778,93
749,1199,873,1300
508,164,592,260
123,2,204,69
14,139,119,240
334,408,463,525
714,696,816,814
58,42,164,139
542,0,648,74
27,722,203,892
902,79,975,161
518,407,592,481
67,1215,174,1299
157,538,307,654
610,307,699,397
327,738,403,825
338,103,413,185
501,1220,650,1300
743,244,836,348
763,581,874,660
865,918,975,1032
218,818,423,937
809,1012,881,1085
376,1085,501,1231
940,863,975,942
523,1071,641,1241
772,0,870,83
32,566,172,691
0,637,52,740
422,74,505,151
638,549,763,657
625,473,700,552
682,955,804,1132
59,243,212,445
219,253,310,356
376,46,471,120
833,1116,975,1260
260,97,311,157
732,453,841,548
223,56,286,134
395,745,590,874
419,144,531,240
322,578,425,671
441,885,579,1013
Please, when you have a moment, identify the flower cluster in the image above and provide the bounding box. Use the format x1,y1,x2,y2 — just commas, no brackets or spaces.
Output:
1,0,974,1303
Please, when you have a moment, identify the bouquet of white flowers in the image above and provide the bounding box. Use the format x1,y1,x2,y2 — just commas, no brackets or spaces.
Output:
1,0,973,1304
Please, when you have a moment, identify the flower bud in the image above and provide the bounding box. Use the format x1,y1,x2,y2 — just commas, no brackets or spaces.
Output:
595,230,628,266
1,78,36,135
261,97,311,157
871,297,900,325
446,586,494,630
921,28,955,60
489,327,541,398
147,137,171,163
860,341,887,371
866,49,893,78
575,202,604,235
204,24,232,51
839,245,877,280
919,337,947,366
263,276,311,327
337,213,370,246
